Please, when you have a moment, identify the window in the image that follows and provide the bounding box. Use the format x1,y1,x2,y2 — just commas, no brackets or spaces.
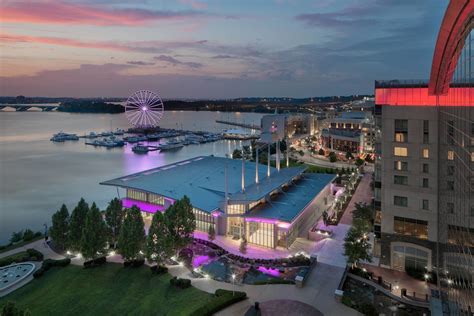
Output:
471,206,474,217
194,208,215,232
394,196,408,207
447,165,455,176
447,120,454,145
394,119,408,143
227,204,245,215
448,225,474,247
422,178,429,188
447,181,454,191
422,163,429,173
447,203,454,214
423,120,429,144
422,148,429,159
394,175,408,185
394,161,408,171
471,152,474,162
447,150,454,160
422,199,429,210
394,147,408,157
394,216,428,239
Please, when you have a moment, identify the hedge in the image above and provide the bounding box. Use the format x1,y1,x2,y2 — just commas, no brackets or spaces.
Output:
252,279,294,285
83,256,107,268
150,265,168,275
33,258,71,278
170,276,191,289
0,249,43,267
123,258,145,268
190,289,247,316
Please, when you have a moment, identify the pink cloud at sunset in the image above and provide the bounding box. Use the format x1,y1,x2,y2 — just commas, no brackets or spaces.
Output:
0,1,205,26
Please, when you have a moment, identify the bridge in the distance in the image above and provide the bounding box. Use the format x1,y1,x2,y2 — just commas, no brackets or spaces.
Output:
0,104,59,112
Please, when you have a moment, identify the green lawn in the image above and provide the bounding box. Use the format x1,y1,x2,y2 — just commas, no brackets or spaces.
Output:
0,263,216,316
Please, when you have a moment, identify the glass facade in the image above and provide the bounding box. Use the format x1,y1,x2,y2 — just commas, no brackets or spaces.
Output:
246,221,274,248
393,216,428,239
227,217,244,238
227,204,245,215
127,189,147,202
193,208,214,232
393,244,429,270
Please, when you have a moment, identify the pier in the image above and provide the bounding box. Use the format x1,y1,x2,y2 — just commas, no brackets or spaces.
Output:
215,120,261,130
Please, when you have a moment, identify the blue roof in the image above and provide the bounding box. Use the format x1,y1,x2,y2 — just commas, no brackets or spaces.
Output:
101,156,306,213
245,173,335,222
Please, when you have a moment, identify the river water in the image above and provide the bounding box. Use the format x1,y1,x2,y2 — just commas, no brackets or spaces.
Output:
0,111,263,243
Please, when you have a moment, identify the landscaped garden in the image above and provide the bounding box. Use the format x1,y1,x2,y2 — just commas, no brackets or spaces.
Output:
0,263,244,315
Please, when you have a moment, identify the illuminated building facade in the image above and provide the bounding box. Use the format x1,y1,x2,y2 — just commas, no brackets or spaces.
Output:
374,1,473,312
101,156,334,249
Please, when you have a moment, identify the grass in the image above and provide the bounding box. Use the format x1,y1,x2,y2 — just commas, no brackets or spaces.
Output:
0,263,219,316
0,235,44,254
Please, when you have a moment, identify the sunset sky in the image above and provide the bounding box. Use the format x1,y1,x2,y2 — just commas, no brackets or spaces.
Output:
0,0,447,98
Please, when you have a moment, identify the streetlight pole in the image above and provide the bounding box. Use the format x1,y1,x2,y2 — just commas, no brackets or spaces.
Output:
232,273,236,296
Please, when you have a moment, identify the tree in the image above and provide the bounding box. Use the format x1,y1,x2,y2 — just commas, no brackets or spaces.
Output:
9,231,23,244
232,149,242,159
208,224,216,241
343,226,372,268
346,151,354,159
322,210,329,226
166,196,196,256
146,211,173,265
105,198,124,248
352,203,373,225
81,202,107,260
329,152,337,163
355,157,364,167
69,198,89,251
318,148,325,155
239,237,247,254
50,204,69,250
118,206,145,261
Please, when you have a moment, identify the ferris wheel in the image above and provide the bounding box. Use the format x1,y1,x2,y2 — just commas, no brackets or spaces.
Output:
124,90,164,128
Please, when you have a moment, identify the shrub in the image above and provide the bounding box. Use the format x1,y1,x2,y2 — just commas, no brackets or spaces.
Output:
190,289,247,316
123,258,145,268
252,279,294,285
34,258,71,278
341,295,352,307
318,148,325,155
329,152,337,163
26,248,44,261
150,265,168,275
358,303,378,316
84,256,107,268
170,276,191,289
10,231,23,243
355,157,364,166
22,229,35,242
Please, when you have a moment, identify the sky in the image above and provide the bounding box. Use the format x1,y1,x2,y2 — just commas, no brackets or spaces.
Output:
0,0,448,98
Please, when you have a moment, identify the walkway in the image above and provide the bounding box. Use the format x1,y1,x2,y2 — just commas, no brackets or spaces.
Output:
245,299,324,316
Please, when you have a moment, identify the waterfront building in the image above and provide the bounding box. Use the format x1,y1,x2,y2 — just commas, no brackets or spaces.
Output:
101,155,335,249
320,111,375,154
374,1,473,312
260,113,318,141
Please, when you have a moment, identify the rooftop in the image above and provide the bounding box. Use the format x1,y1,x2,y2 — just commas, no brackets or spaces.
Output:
245,173,335,223
101,156,306,213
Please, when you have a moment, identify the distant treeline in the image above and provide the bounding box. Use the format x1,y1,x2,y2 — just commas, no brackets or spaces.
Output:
57,101,125,113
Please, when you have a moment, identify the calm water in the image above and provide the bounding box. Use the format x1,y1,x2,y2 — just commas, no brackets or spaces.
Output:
0,111,263,243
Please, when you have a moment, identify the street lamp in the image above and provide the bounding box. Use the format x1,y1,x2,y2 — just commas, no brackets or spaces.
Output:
232,273,236,296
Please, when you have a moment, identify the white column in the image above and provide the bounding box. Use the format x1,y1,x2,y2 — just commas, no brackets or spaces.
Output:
255,146,259,184
241,149,245,192
267,143,271,177
276,139,280,171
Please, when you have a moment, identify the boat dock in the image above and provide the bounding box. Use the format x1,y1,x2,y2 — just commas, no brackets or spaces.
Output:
215,120,261,130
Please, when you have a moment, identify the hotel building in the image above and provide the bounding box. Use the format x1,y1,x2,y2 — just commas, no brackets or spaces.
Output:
374,1,473,311
101,156,335,249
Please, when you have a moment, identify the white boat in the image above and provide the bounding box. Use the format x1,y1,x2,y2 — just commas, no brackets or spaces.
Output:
84,132,98,138
132,144,149,153
125,136,139,143
158,140,183,151
222,129,259,140
50,132,79,142
113,128,125,135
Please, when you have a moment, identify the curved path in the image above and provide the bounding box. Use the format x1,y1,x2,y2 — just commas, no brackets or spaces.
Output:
255,299,323,316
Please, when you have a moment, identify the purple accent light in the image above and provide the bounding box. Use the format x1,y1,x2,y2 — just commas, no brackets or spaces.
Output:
122,198,165,214
258,266,280,277
192,255,210,268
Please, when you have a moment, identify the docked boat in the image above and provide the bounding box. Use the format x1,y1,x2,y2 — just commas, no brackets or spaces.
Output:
125,136,139,143
222,129,260,140
132,144,149,153
158,140,183,151
50,132,79,142
113,128,125,135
